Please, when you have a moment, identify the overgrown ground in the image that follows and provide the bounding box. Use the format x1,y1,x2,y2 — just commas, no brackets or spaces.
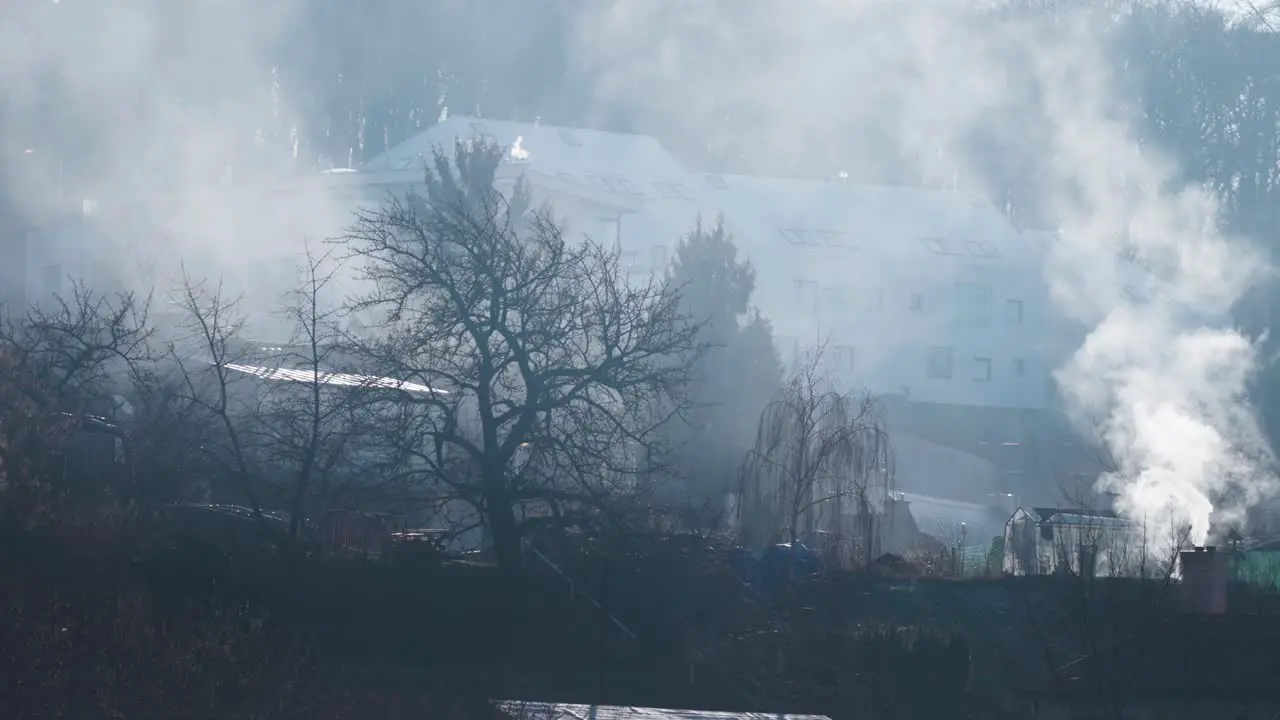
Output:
6,505,1279,719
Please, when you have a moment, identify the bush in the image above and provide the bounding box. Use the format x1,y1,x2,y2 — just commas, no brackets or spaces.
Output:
0,509,495,719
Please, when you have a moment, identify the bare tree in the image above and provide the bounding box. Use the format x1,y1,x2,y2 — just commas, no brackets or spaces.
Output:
1016,499,1196,718
0,285,153,521
246,244,418,542
164,269,266,522
248,244,360,540
737,344,893,568
341,138,703,572
0,282,153,414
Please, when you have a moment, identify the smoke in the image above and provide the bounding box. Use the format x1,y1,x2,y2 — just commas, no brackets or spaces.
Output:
569,0,1277,543
3,0,1274,543
0,0,353,338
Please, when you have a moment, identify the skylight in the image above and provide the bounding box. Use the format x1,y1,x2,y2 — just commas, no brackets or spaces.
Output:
819,230,858,249
653,182,691,199
922,237,950,254
966,241,1001,258
780,229,820,246
781,228,858,249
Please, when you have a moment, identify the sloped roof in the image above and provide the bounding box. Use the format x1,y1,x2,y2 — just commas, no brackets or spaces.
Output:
362,116,691,188
1027,507,1128,527
698,175,1022,263
361,118,1043,274
900,490,1005,543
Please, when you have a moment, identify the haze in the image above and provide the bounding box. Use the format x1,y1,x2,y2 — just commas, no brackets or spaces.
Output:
2,0,1277,547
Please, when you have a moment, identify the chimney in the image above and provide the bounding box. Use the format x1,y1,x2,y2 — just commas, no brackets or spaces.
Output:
1179,546,1228,615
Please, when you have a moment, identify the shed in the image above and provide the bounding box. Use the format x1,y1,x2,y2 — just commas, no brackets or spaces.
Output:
1002,506,1140,577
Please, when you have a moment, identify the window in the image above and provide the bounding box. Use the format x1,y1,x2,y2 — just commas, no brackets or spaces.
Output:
653,182,690,199
927,346,953,379
558,129,584,147
1013,358,1026,376
910,293,923,312
868,289,884,311
781,228,856,248
793,279,817,303
972,357,992,382
651,245,668,270
1005,299,1024,325
43,263,63,297
274,257,297,287
820,287,844,312
833,345,856,372
600,217,621,246
954,282,993,327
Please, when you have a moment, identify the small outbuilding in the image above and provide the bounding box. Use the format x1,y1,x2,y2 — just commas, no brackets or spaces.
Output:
1002,506,1140,577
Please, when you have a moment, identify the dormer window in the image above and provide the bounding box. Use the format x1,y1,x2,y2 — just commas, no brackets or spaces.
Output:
922,237,960,255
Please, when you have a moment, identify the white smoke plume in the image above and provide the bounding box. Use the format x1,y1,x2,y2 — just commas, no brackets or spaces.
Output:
0,0,353,338
570,0,1278,544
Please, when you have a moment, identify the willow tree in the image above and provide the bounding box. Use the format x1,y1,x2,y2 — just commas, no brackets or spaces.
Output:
738,345,893,568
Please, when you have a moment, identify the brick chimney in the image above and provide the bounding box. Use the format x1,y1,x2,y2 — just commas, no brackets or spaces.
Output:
1179,546,1228,615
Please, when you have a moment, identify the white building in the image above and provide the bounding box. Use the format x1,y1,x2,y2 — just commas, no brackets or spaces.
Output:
360,116,1073,410
22,115,1112,507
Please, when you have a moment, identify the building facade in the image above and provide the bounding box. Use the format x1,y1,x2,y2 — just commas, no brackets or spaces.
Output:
23,115,1109,510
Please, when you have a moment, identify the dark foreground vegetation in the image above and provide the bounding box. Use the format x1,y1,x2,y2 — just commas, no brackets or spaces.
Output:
2,502,991,719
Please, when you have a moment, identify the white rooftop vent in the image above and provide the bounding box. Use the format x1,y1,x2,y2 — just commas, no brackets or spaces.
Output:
509,135,530,162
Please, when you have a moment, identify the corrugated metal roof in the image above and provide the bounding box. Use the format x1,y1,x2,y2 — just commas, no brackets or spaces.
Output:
222,362,442,395
494,702,830,720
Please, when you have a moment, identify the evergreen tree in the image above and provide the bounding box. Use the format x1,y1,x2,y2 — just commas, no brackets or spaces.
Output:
666,217,781,515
